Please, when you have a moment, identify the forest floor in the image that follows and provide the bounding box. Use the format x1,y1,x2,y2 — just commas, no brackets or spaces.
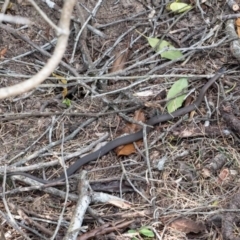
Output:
0,0,240,239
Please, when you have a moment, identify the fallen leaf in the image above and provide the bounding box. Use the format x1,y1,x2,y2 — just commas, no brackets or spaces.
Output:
0,47,7,59
236,18,240,37
217,168,229,183
167,78,188,113
110,50,129,73
52,73,68,98
139,227,155,238
115,110,145,156
109,46,141,156
127,110,145,132
147,37,183,60
184,95,194,119
169,217,205,233
169,2,192,13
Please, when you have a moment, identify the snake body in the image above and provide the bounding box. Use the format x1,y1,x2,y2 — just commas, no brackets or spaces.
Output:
7,67,226,184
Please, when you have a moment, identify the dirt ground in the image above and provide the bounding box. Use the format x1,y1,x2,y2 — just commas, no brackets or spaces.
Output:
1,0,240,239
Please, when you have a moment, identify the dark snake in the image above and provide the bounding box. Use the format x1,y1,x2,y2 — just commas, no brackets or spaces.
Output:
6,67,226,184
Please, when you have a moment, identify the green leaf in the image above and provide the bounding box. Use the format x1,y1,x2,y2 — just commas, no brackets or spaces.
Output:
139,227,155,238
62,98,71,107
128,230,139,240
147,37,183,60
167,78,188,113
170,2,192,13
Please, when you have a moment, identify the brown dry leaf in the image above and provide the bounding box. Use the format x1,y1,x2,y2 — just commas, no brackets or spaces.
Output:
115,110,145,156
169,217,205,233
236,18,240,37
126,110,145,132
145,101,163,110
52,73,68,98
217,168,229,183
0,47,7,59
110,50,129,73
116,143,136,156
185,96,194,120
110,46,137,156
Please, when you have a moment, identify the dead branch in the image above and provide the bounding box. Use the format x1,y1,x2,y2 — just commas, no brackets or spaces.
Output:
0,0,76,99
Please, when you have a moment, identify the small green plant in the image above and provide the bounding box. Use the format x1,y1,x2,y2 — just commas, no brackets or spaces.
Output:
62,98,71,107
128,226,155,239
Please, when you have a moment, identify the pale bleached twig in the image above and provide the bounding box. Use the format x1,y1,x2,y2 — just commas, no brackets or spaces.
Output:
1,165,31,239
64,171,90,240
0,14,30,25
0,0,76,99
27,0,62,34
11,117,95,167
51,124,69,240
